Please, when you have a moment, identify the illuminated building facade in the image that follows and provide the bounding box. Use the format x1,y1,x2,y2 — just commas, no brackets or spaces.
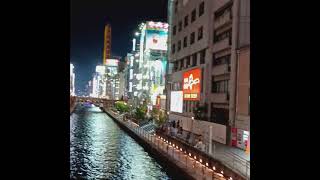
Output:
129,21,169,107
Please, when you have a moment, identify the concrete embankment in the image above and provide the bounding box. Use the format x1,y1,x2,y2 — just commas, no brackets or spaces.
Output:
103,108,245,180
70,96,76,114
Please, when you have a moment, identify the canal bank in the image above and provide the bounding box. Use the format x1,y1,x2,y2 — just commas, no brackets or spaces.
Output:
103,108,195,180
70,96,76,114
103,107,245,180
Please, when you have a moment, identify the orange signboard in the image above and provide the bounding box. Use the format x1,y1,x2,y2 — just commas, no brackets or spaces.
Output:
183,68,201,101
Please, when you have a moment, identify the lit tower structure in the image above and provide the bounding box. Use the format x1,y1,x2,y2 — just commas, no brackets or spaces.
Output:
103,24,112,65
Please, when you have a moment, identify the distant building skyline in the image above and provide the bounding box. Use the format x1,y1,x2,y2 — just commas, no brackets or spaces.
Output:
71,0,167,94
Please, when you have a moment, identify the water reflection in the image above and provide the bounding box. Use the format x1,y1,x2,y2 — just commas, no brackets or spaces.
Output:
70,105,172,179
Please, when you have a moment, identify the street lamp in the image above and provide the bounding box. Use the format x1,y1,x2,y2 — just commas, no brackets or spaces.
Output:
135,32,140,36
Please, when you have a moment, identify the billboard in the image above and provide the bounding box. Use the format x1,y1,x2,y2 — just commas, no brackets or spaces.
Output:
105,59,119,67
145,29,168,51
183,68,201,100
170,91,183,113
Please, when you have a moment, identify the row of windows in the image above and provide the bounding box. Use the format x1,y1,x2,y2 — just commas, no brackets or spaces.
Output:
173,1,205,35
214,1,233,20
172,26,203,54
183,101,198,113
213,28,232,43
173,49,206,72
211,79,229,93
213,54,231,66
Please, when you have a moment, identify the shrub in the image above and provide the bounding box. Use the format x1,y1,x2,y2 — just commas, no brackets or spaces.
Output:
115,101,129,113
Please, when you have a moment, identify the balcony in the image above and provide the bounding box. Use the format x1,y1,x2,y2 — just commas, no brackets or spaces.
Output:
213,37,231,53
211,93,229,103
212,64,230,76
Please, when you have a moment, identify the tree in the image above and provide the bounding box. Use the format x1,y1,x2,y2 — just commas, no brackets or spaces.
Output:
135,105,147,121
151,108,160,121
156,110,167,126
115,101,129,113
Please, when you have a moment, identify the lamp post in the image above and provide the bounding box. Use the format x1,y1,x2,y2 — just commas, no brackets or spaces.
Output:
191,116,194,135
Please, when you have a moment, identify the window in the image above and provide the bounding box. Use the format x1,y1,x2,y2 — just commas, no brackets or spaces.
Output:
178,21,182,31
214,29,232,43
190,32,195,44
173,25,177,35
211,107,229,125
199,1,205,16
214,1,232,20
198,26,203,40
186,56,190,67
172,44,176,54
180,59,184,69
183,36,188,48
200,49,206,64
212,80,229,93
213,54,231,66
174,61,178,71
175,1,178,13
191,9,196,22
192,53,197,66
178,40,181,51
184,15,189,27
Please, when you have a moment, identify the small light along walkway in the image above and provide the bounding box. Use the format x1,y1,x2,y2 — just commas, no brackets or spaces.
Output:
105,109,242,180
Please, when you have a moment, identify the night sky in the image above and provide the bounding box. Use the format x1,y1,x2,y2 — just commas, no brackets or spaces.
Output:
71,0,167,94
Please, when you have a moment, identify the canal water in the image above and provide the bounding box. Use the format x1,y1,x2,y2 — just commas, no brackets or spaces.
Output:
70,105,179,180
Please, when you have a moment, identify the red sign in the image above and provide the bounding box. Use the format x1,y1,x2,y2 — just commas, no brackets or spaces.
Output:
183,68,201,100
231,128,237,147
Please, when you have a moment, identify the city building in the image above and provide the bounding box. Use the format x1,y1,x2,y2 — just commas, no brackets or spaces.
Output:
231,0,250,150
103,24,112,65
70,63,75,96
167,0,250,151
128,21,169,109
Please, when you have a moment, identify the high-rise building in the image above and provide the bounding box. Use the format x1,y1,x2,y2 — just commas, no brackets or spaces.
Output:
167,0,250,151
103,24,112,65
128,21,169,108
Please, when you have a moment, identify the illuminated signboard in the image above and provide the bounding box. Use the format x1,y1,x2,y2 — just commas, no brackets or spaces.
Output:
105,59,119,67
170,91,183,113
129,69,133,80
183,68,201,101
145,22,168,51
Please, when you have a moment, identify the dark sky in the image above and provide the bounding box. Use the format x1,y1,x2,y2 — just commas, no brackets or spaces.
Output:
71,0,168,94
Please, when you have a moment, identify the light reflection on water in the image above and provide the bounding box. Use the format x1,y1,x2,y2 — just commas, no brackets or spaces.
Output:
70,105,173,180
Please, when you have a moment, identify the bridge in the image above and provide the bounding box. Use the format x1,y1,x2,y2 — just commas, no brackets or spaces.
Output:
74,96,127,108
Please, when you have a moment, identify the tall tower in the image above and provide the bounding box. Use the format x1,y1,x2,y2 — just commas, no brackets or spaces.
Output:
103,24,112,65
